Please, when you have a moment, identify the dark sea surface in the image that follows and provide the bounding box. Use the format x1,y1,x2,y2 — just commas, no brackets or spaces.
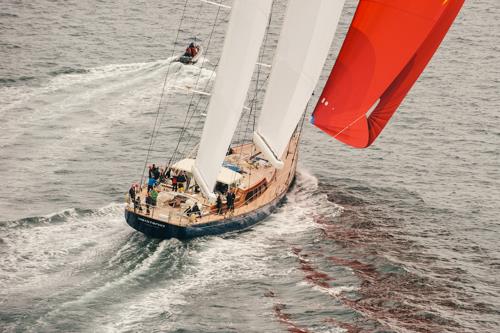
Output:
1,0,499,332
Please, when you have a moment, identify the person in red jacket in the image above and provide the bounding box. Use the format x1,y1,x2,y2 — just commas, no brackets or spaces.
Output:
184,43,198,58
190,44,198,57
171,175,178,192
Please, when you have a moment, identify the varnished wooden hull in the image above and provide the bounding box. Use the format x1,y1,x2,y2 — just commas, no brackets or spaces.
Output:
124,178,293,239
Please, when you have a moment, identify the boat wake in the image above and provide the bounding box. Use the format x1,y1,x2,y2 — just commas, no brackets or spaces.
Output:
0,169,340,332
0,56,215,145
2,170,494,332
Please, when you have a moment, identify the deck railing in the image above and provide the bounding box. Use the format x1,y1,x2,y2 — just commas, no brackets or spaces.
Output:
126,142,297,226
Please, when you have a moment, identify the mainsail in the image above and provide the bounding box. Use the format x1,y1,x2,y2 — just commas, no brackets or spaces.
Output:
193,0,273,200
312,0,465,148
254,0,346,167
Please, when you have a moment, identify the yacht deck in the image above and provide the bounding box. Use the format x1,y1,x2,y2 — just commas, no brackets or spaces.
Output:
125,136,298,227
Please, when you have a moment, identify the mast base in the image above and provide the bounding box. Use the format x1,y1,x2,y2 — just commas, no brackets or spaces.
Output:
253,132,284,169
192,164,217,202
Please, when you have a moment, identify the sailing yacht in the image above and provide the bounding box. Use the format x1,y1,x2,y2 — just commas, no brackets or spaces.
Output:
124,0,464,239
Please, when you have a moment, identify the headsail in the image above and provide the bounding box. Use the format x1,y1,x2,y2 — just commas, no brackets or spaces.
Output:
254,0,346,168
312,0,465,148
192,0,273,200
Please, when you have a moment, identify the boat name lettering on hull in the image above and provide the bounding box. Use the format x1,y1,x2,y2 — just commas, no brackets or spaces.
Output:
138,216,166,228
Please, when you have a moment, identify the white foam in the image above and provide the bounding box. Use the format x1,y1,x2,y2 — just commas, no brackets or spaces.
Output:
0,56,216,147
35,239,171,329
2,169,338,331
316,327,348,333
295,279,358,298
94,230,276,331
0,203,128,291
90,169,343,331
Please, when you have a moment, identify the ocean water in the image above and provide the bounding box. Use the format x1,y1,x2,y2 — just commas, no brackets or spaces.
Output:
1,0,499,332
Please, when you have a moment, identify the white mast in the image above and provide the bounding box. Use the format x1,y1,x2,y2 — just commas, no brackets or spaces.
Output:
192,0,273,200
253,0,346,168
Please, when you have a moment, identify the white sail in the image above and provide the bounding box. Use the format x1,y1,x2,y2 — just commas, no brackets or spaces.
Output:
192,0,273,200
254,0,346,168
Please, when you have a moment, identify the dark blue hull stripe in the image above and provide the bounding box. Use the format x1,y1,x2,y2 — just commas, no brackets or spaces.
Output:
124,191,288,239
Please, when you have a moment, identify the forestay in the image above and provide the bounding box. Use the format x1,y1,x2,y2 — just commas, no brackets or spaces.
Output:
254,0,346,168
192,0,273,200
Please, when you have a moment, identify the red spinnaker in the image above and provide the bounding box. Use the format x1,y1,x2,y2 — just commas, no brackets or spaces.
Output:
312,0,464,148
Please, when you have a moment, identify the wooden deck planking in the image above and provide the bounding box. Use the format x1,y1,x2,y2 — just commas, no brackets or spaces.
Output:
126,135,299,227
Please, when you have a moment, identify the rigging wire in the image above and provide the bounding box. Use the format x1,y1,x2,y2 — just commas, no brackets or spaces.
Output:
143,0,225,180
237,0,275,150
163,0,226,168
139,0,190,186
148,0,210,151
230,0,275,190
245,0,274,141
165,2,231,165
175,57,221,158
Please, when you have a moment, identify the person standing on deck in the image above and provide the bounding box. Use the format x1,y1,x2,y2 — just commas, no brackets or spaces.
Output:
153,165,160,180
177,172,187,192
216,194,223,215
150,188,158,206
134,196,142,212
164,167,171,179
148,164,154,179
147,176,156,193
129,184,136,202
226,189,235,212
145,193,152,215
172,175,178,192
230,190,236,211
